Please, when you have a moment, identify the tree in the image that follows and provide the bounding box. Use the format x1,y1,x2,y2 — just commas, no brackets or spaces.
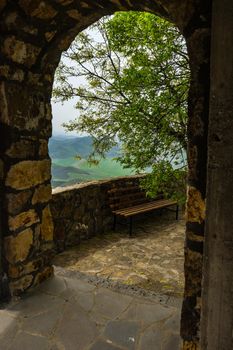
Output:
53,11,189,202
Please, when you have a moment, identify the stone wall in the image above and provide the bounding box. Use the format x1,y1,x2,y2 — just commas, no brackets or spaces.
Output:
51,176,143,252
0,86,55,295
0,1,213,348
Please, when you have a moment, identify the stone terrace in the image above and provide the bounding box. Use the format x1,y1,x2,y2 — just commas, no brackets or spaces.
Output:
53,211,185,299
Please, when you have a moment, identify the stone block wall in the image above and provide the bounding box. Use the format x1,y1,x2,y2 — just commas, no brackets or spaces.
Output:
51,175,143,252
0,0,213,347
2,156,54,296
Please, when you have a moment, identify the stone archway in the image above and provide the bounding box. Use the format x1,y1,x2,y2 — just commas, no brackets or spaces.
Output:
0,1,211,348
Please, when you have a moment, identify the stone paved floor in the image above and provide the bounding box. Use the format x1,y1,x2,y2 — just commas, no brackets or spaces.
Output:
53,212,185,298
0,272,182,350
0,212,185,349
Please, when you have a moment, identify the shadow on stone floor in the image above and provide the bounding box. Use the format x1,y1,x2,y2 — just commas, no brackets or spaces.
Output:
0,274,182,350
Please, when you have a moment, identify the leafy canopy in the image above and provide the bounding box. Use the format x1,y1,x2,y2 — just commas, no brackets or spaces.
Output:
53,11,189,202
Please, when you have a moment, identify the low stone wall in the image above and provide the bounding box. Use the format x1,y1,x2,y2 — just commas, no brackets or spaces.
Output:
51,175,143,252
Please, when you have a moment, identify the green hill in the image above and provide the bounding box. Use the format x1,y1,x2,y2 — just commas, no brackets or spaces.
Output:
49,135,93,159
49,135,134,188
49,135,119,159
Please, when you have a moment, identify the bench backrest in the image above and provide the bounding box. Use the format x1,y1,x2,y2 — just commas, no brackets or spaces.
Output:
107,183,162,211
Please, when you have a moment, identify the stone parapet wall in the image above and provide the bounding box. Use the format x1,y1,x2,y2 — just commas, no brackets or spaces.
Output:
51,175,143,251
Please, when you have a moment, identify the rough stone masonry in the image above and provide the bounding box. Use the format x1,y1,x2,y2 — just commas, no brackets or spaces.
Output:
0,1,212,349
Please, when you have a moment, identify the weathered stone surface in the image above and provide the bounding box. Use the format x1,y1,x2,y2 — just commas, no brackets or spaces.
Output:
6,139,37,158
186,186,205,223
10,287,64,316
39,139,48,157
183,248,202,296
4,228,33,264
8,331,50,350
22,308,62,337
139,326,163,350
40,241,54,252
0,65,25,81
92,288,132,319
6,190,32,215
32,184,51,205
1,84,52,135
67,9,81,20
54,0,73,5
41,205,54,241
104,320,140,350
162,333,181,350
121,300,175,326
187,230,204,242
2,37,41,66
38,275,67,295
51,176,142,250
4,11,38,36
9,275,33,295
8,258,43,278
90,340,121,350
55,301,98,350
0,270,183,349
0,311,19,349
6,160,51,190
34,224,41,250
33,266,53,286
63,277,95,293
0,81,8,123
19,0,57,19
45,31,56,42
9,209,39,230
183,340,200,349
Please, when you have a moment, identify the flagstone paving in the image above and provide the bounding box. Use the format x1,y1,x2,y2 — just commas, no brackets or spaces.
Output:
0,273,182,350
53,212,185,298
0,212,185,349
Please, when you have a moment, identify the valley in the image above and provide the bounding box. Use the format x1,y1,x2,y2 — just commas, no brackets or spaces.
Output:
49,135,135,188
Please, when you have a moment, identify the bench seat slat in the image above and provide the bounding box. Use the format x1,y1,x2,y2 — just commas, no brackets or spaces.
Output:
113,198,176,214
113,199,177,217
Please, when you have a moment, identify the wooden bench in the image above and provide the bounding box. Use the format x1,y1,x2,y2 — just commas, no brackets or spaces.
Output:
108,184,179,236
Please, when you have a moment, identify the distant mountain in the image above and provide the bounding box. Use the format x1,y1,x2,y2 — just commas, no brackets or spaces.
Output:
49,134,134,188
49,135,120,159
52,164,90,179
49,135,93,159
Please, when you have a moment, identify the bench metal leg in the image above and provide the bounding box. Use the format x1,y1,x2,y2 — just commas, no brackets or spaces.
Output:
129,217,133,237
176,205,179,220
113,214,117,231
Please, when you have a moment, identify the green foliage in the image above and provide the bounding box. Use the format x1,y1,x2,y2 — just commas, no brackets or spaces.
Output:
140,161,187,205
53,11,190,202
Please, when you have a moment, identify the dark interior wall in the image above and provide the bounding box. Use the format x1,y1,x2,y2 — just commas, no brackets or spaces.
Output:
181,3,212,348
201,0,233,349
0,1,212,348
0,154,6,300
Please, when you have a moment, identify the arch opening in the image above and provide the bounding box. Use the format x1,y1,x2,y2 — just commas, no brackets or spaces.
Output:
50,9,187,302
0,1,211,348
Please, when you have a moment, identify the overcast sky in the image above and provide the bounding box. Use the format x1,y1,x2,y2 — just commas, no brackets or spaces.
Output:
51,14,121,137
51,99,78,136
51,23,106,137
